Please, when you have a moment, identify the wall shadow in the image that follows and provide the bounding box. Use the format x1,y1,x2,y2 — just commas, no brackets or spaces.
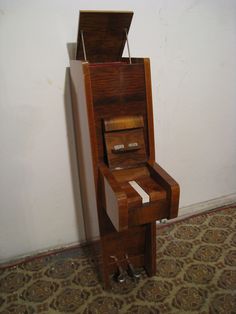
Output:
67,42,76,60
63,54,86,242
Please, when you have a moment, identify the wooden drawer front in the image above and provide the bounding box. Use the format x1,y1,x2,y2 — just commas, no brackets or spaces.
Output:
128,199,168,226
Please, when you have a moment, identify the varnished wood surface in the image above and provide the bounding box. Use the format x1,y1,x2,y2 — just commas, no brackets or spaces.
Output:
90,63,146,106
105,129,147,168
128,199,168,226
76,11,133,62
112,165,149,182
144,222,156,276
89,62,150,162
120,182,142,209
70,59,180,285
135,176,167,202
99,162,178,227
99,223,147,288
101,224,146,260
144,59,155,162
70,13,180,288
147,161,180,219
104,115,144,132
120,178,167,210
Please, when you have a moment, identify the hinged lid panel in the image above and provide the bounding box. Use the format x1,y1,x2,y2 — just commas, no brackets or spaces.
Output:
76,11,133,63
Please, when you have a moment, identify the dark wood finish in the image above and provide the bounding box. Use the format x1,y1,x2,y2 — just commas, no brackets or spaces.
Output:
147,161,180,219
112,165,149,182
89,62,149,165
70,11,180,289
104,115,146,168
105,129,146,168
145,222,156,276
120,182,142,209
144,59,155,162
128,199,168,226
76,11,133,62
135,177,167,202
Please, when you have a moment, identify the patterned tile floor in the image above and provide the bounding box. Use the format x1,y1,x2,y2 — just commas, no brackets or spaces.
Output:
0,205,236,313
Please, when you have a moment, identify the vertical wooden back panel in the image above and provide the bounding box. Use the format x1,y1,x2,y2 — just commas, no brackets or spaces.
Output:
89,61,152,166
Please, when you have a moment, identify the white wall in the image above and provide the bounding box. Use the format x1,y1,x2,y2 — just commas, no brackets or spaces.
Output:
0,0,236,261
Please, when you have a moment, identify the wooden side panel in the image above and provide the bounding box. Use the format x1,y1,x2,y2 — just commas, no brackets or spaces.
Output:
69,60,99,240
144,59,155,162
147,161,180,219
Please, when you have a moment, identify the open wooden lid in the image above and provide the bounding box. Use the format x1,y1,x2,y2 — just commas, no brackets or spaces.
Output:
76,11,133,63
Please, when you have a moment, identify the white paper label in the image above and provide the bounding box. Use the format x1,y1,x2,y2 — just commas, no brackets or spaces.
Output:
113,144,124,150
128,142,138,147
129,180,150,204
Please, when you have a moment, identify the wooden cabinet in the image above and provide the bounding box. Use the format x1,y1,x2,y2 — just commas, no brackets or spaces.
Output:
70,10,180,289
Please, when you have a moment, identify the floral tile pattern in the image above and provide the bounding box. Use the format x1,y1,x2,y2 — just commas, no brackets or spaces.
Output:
0,205,236,313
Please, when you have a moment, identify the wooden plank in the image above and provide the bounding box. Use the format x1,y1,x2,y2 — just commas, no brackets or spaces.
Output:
76,11,133,62
104,115,144,132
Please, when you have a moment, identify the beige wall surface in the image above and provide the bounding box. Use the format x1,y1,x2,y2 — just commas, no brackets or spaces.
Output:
0,0,236,261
